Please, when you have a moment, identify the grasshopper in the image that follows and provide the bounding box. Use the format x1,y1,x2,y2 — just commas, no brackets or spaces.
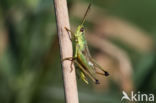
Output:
63,2,109,84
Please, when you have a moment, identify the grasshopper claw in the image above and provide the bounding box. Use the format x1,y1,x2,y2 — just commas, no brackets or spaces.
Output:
104,71,109,76
95,79,100,84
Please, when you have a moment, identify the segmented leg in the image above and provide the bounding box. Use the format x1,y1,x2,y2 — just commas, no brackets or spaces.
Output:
62,57,73,61
64,27,75,41
75,68,88,84
90,58,109,76
74,60,100,84
96,71,106,76
62,57,76,72
80,72,88,84
70,59,75,72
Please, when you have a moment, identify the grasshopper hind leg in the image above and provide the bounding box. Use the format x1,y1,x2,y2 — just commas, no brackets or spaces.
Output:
95,80,100,84
63,57,100,84
96,71,109,77
90,58,109,76
104,71,109,76
74,60,100,84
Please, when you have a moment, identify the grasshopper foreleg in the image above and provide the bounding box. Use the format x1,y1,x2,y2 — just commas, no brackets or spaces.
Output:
64,27,75,41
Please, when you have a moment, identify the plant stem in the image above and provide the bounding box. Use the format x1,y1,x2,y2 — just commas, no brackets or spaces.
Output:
53,0,79,103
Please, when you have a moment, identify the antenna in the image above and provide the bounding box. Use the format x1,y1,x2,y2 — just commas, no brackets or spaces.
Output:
81,1,92,25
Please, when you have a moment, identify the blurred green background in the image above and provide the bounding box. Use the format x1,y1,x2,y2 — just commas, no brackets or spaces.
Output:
0,0,156,103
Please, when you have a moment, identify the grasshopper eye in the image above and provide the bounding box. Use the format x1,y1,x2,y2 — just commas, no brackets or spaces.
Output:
80,27,84,32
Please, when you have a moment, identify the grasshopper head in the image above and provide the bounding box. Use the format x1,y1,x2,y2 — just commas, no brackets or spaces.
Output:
75,25,85,37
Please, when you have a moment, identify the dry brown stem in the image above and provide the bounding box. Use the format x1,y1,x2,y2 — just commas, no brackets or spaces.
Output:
53,0,79,103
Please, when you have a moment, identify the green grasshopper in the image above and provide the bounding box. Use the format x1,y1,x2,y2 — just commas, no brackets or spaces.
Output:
63,2,109,84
